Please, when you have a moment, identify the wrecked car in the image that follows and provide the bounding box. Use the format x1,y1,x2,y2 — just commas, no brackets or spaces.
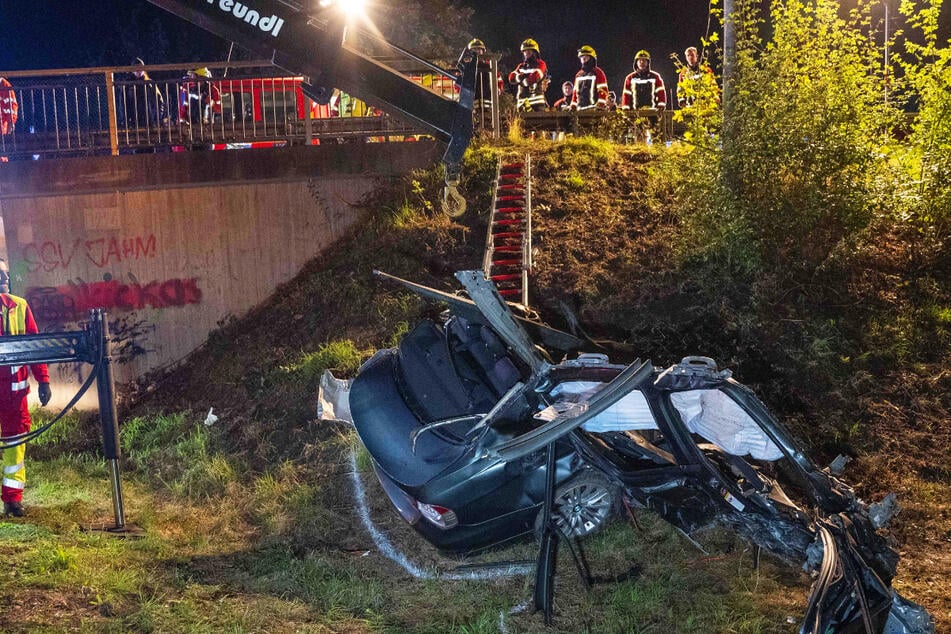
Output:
346,270,934,633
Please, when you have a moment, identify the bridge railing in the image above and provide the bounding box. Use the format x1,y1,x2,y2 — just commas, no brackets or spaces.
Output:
0,61,431,160
0,61,695,160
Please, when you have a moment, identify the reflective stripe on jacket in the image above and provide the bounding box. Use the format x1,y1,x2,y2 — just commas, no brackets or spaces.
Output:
0,77,18,135
621,70,667,110
0,294,49,398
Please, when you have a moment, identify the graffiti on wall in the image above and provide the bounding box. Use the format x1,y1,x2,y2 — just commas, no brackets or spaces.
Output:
49,315,158,383
25,274,203,323
22,234,158,273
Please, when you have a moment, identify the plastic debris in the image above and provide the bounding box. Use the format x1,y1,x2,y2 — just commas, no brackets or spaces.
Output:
318,370,353,423
870,492,900,529
829,454,852,475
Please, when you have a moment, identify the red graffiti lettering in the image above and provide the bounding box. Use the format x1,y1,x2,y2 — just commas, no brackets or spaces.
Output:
20,235,158,271
104,238,123,266
136,235,157,259
85,238,105,267
24,277,202,321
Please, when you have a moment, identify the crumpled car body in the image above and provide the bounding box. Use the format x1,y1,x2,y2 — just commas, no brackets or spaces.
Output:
349,270,934,634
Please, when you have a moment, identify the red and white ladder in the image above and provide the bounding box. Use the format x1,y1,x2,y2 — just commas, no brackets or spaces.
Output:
482,155,532,308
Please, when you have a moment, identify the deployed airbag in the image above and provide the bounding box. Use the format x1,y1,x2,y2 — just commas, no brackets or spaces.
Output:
545,381,658,432
671,390,783,460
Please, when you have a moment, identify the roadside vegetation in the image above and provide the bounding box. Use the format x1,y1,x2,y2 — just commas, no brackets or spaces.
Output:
2,0,949,631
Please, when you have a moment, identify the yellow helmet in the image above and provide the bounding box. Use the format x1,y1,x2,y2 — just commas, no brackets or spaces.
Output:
520,38,540,53
634,50,651,62
193,67,212,78
468,38,486,52
577,45,597,59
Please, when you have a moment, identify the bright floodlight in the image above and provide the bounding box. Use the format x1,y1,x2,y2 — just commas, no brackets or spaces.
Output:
319,0,381,39
337,0,368,18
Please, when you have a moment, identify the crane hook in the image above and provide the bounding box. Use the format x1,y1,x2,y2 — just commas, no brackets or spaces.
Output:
442,180,467,218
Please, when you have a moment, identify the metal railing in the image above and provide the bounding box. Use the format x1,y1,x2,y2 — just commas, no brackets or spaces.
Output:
0,61,433,160
0,60,686,160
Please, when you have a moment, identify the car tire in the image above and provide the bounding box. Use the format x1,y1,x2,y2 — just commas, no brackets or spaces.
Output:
537,470,616,539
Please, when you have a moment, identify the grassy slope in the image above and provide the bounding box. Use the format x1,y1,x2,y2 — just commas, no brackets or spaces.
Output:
1,138,947,632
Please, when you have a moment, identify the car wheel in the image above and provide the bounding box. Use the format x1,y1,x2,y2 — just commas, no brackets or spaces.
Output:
538,470,616,538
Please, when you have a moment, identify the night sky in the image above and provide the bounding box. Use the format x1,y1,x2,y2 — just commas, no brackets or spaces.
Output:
0,0,945,104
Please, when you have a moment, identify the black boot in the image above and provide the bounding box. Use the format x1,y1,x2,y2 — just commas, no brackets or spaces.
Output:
4,501,24,517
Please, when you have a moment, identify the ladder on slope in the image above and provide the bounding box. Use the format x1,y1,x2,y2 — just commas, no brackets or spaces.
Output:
482,155,532,308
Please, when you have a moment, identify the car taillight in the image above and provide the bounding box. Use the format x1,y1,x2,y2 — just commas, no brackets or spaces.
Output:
416,502,459,529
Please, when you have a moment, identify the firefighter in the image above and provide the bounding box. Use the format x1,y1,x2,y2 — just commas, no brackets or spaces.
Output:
126,58,168,127
570,45,609,111
464,38,502,129
179,67,221,124
0,259,51,517
552,81,573,110
677,46,718,109
620,50,667,111
508,38,548,112
0,77,18,136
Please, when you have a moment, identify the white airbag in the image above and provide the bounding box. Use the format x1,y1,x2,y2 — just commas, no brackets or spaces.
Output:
670,390,783,461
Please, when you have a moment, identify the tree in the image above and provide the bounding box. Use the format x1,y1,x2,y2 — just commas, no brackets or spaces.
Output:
664,0,898,275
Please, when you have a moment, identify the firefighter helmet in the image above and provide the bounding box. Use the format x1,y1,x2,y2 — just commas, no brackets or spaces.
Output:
520,38,540,53
192,67,212,78
577,45,597,59
468,38,486,52
634,50,651,62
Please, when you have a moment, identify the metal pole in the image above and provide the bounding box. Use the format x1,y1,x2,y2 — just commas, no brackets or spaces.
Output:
723,0,735,120
104,72,119,156
91,309,125,529
722,0,737,195
490,58,501,138
304,97,314,145
533,441,559,624
883,0,889,105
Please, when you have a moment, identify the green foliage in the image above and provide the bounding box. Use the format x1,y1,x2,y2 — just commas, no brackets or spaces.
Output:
564,170,586,190
278,339,366,385
896,0,951,240
27,545,77,575
660,0,899,277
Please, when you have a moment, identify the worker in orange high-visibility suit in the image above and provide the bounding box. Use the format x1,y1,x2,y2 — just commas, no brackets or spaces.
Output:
0,77,18,136
0,259,52,517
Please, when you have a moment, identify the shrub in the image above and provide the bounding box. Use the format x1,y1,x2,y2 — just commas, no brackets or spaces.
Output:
661,0,899,277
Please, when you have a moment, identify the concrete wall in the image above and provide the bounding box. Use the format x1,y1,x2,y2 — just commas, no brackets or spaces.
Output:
0,142,442,406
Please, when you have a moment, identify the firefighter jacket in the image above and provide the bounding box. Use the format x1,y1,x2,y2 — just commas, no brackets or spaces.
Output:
508,56,548,111
571,64,609,110
179,77,222,124
0,294,49,400
621,69,667,110
0,78,18,136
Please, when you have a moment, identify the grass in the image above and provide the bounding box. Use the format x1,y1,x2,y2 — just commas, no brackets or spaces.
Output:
1,416,816,633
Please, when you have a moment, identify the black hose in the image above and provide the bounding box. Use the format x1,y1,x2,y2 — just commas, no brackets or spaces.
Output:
0,344,104,450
